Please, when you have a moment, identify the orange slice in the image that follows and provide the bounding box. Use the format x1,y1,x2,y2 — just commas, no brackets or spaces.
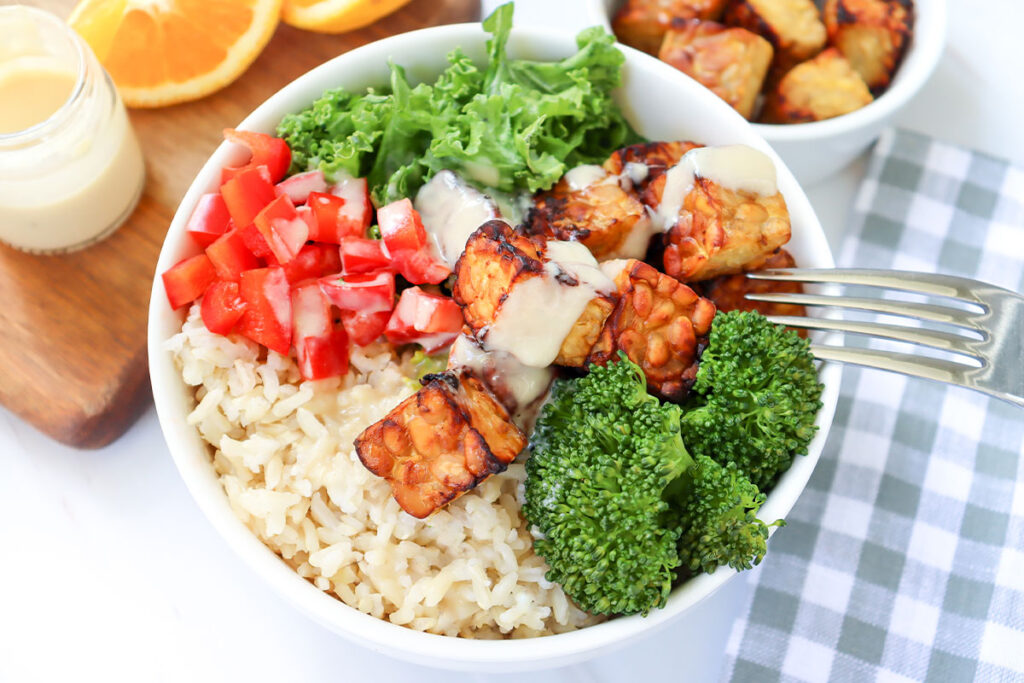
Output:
282,0,414,33
68,0,282,108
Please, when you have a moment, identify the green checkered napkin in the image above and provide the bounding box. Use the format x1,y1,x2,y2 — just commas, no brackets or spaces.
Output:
722,129,1024,683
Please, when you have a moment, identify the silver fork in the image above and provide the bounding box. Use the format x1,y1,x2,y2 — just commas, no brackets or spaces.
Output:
745,268,1024,409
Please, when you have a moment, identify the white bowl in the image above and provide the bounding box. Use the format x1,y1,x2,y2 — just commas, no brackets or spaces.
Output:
148,22,842,672
494,0,947,184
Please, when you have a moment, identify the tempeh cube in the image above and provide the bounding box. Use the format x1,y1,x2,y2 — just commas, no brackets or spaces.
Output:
354,371,526,518
602,140,703,193
760,47,873,123
823,0,914,93
589,259,717,402
723,0,827,81
613,0,731,54
526,167,653,261
658,18,774,120
645,164,791,282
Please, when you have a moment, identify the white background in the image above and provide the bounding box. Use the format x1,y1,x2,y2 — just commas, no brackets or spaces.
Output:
2,1,1023,681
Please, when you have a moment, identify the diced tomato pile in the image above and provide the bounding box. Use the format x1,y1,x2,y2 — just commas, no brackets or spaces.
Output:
161,129,462,381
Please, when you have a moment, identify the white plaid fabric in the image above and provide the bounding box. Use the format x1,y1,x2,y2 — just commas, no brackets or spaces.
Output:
721,129,1024,682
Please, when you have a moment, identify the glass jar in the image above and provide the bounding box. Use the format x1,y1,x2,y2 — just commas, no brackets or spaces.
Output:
0,5,145,254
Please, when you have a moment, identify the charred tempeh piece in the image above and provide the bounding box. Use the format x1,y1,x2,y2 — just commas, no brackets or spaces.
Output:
613,0,731,54
526,166,652,261
354,371,526,519
823,0,913,94
723,0,827,82
760,47,873,123
589,259,717,402
602,140,703,193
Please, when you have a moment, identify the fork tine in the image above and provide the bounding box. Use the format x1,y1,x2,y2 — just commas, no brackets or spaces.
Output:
748,292,988,331
809,344,975,385
768,315,984,358
748,268,989,307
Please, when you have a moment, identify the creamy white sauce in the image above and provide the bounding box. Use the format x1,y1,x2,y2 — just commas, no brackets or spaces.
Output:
414,170,499,268
484,239,614,368
623,162,649,187
599,258,630,282
448,334,554,428
654,144,778,231
563,164,607,191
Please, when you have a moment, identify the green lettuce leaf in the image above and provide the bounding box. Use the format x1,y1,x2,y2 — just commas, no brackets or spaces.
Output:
276,2,640,206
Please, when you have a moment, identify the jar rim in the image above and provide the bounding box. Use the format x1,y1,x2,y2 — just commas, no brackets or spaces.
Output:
0,5,88,143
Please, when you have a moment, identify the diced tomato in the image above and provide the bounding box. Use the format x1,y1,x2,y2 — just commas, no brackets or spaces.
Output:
201,280,246,335
238,223,273,260
222,129,291,184
300,330,350,380
329,175,372,238
276,170,327,205
296,204,317,236
221,165,276,228
206,228,262,280
384,287,463,352
339,237,391,275
319,271,395,314
377,198,451,285
307,192,356,244
253,195,309,264
236,267,292,355
186,193,232,247
341,310,390,347
162,253,217,310
290,283,350,380
281,244,341,284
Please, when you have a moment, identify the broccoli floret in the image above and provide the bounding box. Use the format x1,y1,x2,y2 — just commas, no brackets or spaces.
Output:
681,310,823,491
524,355,776,616
676,456,779,575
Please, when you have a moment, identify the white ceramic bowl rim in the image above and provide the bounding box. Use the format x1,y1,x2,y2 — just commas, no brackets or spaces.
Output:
148,21,842,669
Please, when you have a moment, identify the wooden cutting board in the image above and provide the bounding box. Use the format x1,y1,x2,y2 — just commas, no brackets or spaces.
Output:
2,0,478,448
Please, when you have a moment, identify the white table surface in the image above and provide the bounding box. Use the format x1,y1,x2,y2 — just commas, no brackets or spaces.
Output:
2,2,1022,681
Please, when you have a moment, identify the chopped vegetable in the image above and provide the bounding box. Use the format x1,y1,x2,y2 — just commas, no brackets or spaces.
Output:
377,198,450,284
339,237,390,275
253,195,309,264
680,310,824,490
341,309,390,346
223,128,292,183
276,2,639,205
236,267,293,354
275,169,328,204
185,193,232,247
201,280,246,335
206,228,261,280
384,286,462,352
162,253,217,310
291,282,350,380
319,271,395,313
221,165,277,228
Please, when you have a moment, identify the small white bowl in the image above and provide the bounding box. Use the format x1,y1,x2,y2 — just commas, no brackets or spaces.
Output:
494,0,947,184
148,22,842,672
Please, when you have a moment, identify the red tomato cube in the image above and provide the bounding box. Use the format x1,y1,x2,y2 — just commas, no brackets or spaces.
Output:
253,195,309,264
276,170,327,205
318,271,395,314
186,194,232,247
221,165,277,228
341,310,390,347
298,329,350,380
339,237,390,275
384,287,463,352
236,267,292,355
222,128,291,183
201,280,246,335
162,253,217,310
206,228,262,280
329,175,372,238
239,223,273,260
377,198,451,285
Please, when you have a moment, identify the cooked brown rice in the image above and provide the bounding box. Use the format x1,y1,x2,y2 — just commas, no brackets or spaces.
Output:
166,305,600,638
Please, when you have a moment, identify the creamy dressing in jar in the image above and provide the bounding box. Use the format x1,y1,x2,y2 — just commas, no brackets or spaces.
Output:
414,170,500,268
484,239,614,368
654,144,777,231
0,6,145,254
